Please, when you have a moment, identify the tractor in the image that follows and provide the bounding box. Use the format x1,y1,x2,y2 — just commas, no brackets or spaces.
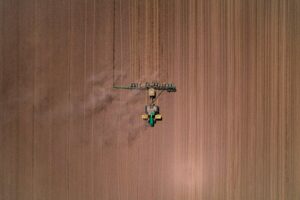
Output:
113,82,176,127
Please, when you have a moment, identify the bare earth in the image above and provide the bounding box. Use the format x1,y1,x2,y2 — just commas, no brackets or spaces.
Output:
1,0,300,200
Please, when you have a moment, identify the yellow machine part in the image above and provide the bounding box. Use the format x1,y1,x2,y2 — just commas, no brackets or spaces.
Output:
141,114,149,120
155,114,162,120
148,88,156,97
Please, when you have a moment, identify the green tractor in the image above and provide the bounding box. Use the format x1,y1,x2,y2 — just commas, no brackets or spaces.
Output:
142,104,162,127
113,82,176,127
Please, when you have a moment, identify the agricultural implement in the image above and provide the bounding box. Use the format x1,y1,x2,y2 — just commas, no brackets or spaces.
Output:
113,82,176,127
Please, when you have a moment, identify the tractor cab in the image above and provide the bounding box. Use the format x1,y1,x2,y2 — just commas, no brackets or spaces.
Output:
142,105,162,127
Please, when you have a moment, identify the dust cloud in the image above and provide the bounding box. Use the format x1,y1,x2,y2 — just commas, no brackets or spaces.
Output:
86,70,161,145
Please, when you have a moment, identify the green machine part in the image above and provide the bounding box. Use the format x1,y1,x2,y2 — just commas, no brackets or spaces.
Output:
149,112,155,127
